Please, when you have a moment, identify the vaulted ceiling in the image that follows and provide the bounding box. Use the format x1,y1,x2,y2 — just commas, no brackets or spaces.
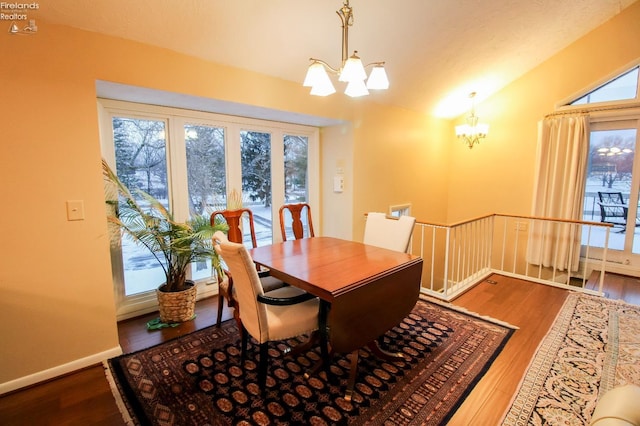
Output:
35,0,637,118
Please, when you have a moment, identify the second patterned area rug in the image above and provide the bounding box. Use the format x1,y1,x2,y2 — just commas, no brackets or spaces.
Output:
106,297,515,425
502,292,640,425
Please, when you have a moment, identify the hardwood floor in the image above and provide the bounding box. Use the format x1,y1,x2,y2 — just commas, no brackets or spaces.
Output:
1,273,638,426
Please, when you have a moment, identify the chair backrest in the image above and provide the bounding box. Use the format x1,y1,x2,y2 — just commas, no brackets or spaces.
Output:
363,212,416,253
210,208,258,248
598,191,625,204
213,231,268,342
279,203,315,241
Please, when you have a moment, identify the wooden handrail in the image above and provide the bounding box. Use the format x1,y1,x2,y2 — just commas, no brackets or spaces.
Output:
410,213,614,229
363,212,615,229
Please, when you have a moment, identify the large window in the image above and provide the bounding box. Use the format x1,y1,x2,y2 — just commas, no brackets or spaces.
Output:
100,100,319,319
571,66,638,105
112,117,169,296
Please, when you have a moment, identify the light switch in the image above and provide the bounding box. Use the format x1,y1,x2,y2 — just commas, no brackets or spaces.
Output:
333,175,344,193
66,200,85,221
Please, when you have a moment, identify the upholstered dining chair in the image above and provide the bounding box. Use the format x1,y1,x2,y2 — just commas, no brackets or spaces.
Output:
363,212,416,253
210,208,286,327
363,212,417,353
213,231,319,389
279,203,315,241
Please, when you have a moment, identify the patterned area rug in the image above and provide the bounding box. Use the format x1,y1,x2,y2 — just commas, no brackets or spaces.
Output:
502,293,640,425
106,298,515,425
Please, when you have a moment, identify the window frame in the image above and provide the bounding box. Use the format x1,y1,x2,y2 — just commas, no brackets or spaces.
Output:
98,99,320,320
556,59,640,112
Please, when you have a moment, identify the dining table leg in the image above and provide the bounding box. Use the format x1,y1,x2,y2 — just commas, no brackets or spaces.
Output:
367,340,406,362
304,300,333,380
343,340,405,401
318,300,331,364
345,349,360,401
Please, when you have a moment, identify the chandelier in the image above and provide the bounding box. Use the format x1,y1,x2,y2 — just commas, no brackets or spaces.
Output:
455,92,489,149
303,0,389,97
597,147,633,156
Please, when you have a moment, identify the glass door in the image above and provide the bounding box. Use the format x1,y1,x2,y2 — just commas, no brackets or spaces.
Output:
583,118,640,267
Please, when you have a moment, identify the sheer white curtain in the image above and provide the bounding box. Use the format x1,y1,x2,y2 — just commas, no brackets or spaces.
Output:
526,115,589,271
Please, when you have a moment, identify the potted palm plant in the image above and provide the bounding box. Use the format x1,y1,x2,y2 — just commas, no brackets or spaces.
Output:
102,159,228,323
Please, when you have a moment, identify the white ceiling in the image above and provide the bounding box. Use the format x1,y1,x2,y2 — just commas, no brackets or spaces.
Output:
35,0,637,118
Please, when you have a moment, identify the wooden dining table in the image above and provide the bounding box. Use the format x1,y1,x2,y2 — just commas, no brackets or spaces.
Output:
250,236,424,398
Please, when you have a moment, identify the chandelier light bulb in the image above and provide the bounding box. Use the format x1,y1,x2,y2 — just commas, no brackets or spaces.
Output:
366,65,389,90
304,62,336,96
339,52,367,83
344,79,369,97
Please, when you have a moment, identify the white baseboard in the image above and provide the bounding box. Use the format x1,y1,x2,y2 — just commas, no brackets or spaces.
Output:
0,346,123,396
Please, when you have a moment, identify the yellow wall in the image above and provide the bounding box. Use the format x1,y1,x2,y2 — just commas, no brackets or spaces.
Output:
447,1,640,222
350,102,450,239
1,1,638,392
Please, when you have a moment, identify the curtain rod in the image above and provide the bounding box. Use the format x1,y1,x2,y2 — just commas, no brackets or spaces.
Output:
545,102,640,118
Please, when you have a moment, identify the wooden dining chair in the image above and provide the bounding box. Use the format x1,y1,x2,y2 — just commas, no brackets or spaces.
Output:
279,203,315,241
210,208,286,327
213,231,319,389
363,212,416,253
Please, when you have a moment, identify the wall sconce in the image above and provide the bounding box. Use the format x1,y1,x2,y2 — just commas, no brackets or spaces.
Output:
302,0,389,98
455,92,489,149
8,20,37,35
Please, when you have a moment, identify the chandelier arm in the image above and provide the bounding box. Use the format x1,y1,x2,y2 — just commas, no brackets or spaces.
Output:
364,61,385,68
309,58,341,75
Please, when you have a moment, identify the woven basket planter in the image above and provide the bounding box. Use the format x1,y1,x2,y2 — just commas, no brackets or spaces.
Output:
156,281,197,323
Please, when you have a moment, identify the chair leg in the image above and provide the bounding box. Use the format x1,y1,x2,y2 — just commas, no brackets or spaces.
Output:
216,294,224,327
287,330,320,357
232,303,243,333
240,326,248,363
258,342,268,389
